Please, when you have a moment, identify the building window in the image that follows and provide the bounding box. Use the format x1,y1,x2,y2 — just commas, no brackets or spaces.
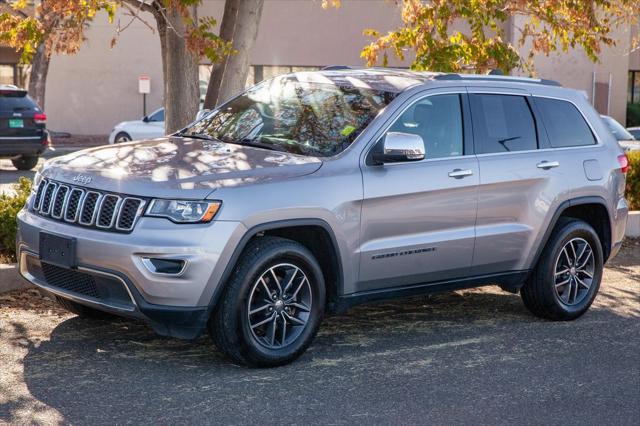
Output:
198,64,323,91
629,70,640,104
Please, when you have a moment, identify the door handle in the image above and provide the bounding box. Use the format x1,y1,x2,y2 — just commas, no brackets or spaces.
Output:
536,161,560,169
448,169,474,179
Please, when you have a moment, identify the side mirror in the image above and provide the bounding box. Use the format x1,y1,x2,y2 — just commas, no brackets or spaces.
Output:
372,132,425,164
195,109,211,121
142,115,150,123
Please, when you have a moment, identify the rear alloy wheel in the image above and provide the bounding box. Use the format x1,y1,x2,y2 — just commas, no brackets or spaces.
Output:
521,218,603,321
553,238,595,306
11,155,39,170
114,132,132,143
210,236,325,367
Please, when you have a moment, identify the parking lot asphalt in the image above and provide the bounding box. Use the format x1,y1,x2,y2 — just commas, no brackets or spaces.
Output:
0,238,638,425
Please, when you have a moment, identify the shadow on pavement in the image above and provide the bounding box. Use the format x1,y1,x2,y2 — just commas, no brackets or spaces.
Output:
9,287,640,424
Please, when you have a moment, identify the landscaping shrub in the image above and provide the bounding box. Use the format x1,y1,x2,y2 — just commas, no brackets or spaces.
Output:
627,151,640,211
0,177,31,260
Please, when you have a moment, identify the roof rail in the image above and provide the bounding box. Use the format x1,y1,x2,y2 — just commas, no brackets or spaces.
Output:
322,65,353,70
434,74,562,87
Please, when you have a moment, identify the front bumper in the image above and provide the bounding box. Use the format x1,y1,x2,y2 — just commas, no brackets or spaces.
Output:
17,208,246,338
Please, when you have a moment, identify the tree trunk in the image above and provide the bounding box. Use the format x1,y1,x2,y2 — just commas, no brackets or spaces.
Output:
162,5,200,133
28,43,50,110
205,0,264,108
203,0,240,109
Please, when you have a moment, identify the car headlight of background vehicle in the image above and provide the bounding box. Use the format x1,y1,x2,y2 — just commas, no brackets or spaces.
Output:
145,199,221,223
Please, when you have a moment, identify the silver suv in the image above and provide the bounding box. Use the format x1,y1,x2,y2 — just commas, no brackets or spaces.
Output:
17,69,629,367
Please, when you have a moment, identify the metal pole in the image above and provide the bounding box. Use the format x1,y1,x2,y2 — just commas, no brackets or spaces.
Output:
607,72,612,115
143,93,147,116
591,71,596,106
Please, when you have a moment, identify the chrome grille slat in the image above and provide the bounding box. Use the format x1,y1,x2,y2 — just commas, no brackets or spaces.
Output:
33,180,46,211
51,185,70,219
97,194,121,229
116,198,145,231
79,191,102,226
65,188,85,222
32,178,144,233
39,181,58,215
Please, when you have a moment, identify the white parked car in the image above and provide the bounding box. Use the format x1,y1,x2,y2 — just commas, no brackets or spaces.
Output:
108,108,165,144
627,126,640,141
600,115,640,152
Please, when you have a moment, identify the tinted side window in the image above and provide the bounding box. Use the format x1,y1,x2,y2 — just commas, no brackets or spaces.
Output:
536,98,595,147
386,94,463,159
470,94,537,153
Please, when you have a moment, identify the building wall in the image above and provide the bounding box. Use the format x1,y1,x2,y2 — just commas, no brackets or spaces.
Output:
511,16,631,123
46,0,405,134
44,0,634,134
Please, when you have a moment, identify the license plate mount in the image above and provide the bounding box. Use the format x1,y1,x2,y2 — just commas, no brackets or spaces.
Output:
39,232,77,269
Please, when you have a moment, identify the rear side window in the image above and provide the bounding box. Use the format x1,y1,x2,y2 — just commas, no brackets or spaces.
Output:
470,94,538,153
535,98,596,147
0,91,37,112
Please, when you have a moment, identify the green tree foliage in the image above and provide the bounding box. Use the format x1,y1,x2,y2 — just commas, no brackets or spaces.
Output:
361,0,640,74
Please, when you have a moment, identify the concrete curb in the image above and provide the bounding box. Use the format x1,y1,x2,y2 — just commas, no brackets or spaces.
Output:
0,263,32,294
626,211,640,238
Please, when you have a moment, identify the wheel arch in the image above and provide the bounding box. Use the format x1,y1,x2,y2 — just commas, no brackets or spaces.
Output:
207,219,344,315
531,196,613,269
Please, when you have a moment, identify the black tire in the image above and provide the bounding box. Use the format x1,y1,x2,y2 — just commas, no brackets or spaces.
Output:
55,296,115,320
11,155,39,170
114,132,132,143
209,236,326,367
521,218,603,321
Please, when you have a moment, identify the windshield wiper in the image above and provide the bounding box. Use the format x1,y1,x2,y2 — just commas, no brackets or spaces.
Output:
236,138,287,153
175,132,217,141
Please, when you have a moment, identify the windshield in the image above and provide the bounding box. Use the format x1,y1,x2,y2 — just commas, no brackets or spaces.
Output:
603,116,635,140
181,75,397,157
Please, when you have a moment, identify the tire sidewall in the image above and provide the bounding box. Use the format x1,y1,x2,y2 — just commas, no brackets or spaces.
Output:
543,222,603,316
115,132,131,143
229,242,325,366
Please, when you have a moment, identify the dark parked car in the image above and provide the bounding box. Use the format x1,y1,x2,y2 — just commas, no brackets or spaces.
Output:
0,85,48,170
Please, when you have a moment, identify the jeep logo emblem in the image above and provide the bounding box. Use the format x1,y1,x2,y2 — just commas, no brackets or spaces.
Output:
73,174,92,185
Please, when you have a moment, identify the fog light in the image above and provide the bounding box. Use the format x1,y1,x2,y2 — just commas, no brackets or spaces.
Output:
141,258,186,275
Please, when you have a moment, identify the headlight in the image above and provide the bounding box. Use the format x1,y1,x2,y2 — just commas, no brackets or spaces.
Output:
145,199,221,223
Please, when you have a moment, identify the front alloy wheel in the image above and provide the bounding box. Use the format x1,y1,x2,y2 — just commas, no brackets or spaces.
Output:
209,236,325,367
247,263,312,349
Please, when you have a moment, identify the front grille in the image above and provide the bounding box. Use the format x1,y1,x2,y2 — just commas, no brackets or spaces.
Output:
32,178,145,233
41,262,99,299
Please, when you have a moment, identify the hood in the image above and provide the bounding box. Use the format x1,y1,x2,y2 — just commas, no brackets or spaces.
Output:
41,137,323,199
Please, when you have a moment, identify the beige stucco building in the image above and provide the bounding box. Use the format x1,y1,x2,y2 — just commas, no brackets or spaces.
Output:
1,0,638,135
